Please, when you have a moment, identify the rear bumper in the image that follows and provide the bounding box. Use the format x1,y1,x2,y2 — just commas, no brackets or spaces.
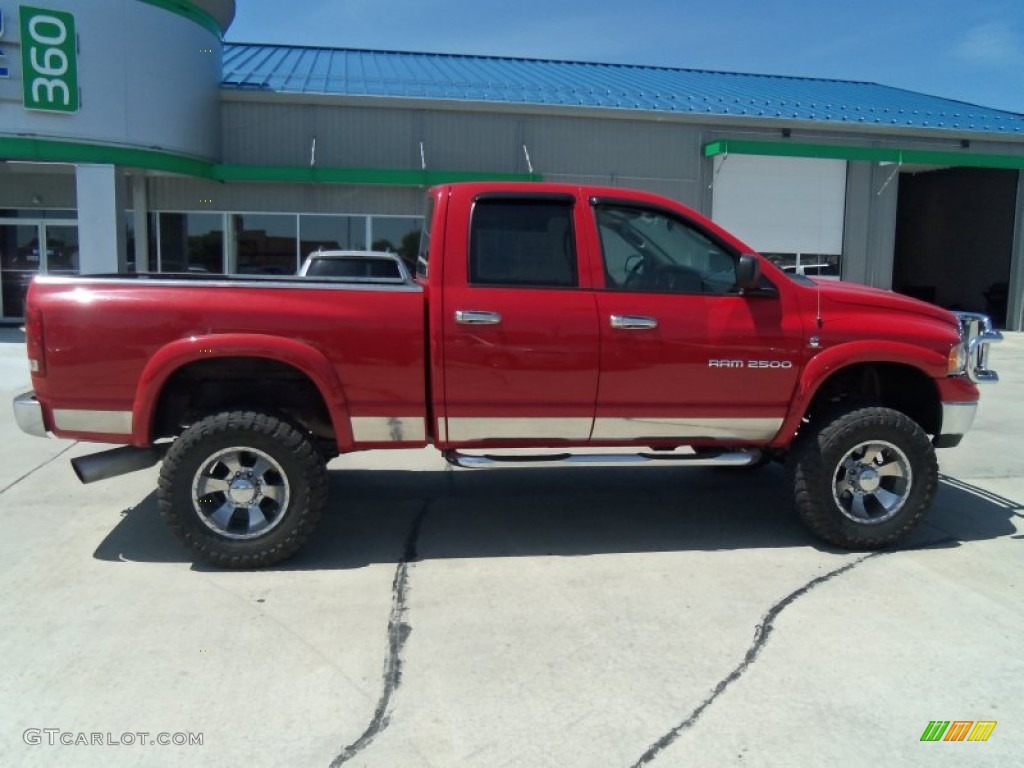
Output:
13,391,48,438
934,401,977,448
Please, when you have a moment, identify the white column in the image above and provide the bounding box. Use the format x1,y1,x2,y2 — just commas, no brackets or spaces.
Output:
75,164,127,274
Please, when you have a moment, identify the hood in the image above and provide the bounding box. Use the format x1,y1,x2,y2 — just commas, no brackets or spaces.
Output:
811,279,956,325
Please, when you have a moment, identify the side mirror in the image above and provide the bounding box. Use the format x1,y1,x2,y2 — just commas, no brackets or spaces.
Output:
736,253,761,293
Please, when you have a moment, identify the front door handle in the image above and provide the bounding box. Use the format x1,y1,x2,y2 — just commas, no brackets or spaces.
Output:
455,310,503,326
610,314,658,330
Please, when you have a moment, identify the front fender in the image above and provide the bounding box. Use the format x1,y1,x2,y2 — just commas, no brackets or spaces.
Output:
770,341,947,448
131,334,353,449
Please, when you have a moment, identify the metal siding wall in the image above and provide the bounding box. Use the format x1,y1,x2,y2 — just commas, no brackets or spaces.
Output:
421,112,522,171
843,160,899,289
221,101,704,205
222,103,313,166
842,161,899,288
866,163,899,289
313,106,419,168
842,162,873,284
0,172,77,209
223,102,420,169
522,116,700,180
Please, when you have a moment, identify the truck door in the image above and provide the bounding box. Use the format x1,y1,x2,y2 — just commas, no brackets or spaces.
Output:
588,200,803,444
441,193,600,444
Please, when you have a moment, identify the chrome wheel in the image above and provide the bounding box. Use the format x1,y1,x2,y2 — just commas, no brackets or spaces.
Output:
831,440,912,525
191,446,290,540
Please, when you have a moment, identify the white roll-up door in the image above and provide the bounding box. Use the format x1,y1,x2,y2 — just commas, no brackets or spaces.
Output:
711,155,847,255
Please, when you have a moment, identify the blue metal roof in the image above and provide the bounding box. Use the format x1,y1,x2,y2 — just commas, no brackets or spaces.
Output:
222,43,1024,136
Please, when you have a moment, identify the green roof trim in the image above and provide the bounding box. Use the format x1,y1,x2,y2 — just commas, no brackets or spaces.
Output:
0,136,541,186
136,1,224,38
0,136,215,176
704,139,1024,170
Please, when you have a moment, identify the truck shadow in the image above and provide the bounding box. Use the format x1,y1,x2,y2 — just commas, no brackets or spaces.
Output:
93,466,1022,570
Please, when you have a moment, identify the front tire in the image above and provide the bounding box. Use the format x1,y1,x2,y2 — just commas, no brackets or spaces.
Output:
789,406,938,549
158,411,327,568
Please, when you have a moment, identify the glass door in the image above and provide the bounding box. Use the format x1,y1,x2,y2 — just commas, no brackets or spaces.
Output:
0,224,41,321
42,224,80,276
0,221,78,321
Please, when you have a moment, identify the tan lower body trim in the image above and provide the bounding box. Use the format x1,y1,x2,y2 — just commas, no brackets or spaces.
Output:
591,417,783,441
437,415,783,443
350,416,426,442
446,417,592,441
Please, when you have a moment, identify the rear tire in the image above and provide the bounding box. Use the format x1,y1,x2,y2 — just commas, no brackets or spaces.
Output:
789,406,937,549
158,411,327,568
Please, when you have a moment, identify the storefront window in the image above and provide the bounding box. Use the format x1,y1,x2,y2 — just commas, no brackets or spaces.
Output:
299,215,367,256
232,214,298,275
371,216,422,271
159,213,224,274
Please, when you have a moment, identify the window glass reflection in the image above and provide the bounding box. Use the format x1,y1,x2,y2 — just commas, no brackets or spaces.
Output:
233,214,298,275
159,213,224,274
371,216,422,271
299,215,366,256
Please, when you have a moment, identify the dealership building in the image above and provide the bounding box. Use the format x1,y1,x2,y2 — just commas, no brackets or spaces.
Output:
2,0,1024,327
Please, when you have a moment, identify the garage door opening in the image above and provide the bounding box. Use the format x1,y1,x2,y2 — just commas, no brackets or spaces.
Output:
893,167,1017,327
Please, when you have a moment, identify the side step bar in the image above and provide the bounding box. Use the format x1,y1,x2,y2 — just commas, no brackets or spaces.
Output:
444,448,762,469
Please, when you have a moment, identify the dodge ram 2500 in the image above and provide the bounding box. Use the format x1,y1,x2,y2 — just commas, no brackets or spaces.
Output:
13,182,1002,567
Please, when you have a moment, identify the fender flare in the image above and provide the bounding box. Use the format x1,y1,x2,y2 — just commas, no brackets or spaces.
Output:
131,334,353,450
771,341,946,448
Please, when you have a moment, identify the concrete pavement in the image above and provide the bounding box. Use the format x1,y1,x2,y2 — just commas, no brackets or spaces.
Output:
0,329,1021,767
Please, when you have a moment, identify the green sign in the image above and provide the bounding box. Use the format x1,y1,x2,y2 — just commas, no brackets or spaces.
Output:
20,5,78,113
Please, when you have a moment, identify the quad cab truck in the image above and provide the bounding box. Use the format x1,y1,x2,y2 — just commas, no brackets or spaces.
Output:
13,183,1002,567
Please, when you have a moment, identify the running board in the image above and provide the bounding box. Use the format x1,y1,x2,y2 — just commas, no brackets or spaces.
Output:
443,449,761,469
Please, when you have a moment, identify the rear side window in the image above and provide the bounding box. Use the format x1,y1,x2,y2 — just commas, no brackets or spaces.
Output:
305,257,401,279
469,199,577,288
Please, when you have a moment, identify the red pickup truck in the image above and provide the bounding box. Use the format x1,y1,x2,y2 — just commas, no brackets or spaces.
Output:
13,183,1001,567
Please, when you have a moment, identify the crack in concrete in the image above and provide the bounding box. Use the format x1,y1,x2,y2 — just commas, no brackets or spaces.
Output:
628,537,957,767
330,502,427,767
0,442,78,496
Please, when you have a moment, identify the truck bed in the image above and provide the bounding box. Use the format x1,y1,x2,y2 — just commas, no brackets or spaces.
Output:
26,274,428,449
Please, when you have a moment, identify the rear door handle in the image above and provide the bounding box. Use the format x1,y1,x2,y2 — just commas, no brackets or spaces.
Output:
610,314,658,330
455,310,502,326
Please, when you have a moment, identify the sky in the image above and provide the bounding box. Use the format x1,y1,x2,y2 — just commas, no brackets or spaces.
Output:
227,0,1024,115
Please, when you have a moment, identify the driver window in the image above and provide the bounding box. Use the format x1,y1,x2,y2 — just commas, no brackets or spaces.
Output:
595,205,737,295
